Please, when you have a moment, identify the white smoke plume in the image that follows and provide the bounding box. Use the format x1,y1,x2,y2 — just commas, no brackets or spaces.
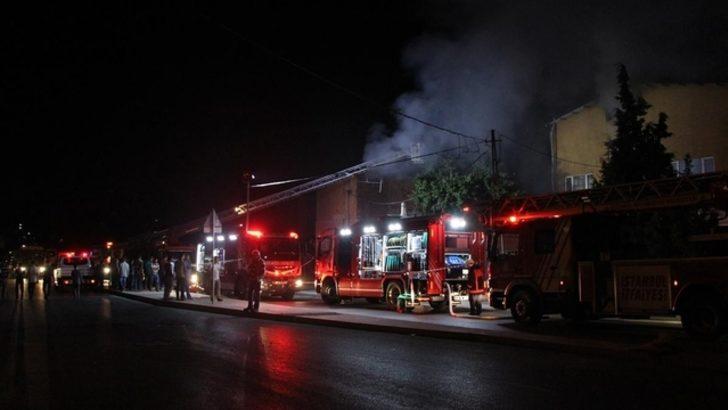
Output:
364,0,728,192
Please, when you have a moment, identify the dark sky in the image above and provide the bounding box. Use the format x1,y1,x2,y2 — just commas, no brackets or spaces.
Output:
4,1,728,248
2,1,430,245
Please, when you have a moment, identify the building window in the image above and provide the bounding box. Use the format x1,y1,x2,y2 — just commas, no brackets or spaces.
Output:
702,156,715,173
565,173,595,191
671,160,681,174
675,155,715,175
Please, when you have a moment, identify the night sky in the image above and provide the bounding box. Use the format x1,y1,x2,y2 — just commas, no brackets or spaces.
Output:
4,1,728,248
3,2,430,245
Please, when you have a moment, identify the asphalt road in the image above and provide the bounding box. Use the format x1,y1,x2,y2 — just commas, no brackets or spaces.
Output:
1,289,727,409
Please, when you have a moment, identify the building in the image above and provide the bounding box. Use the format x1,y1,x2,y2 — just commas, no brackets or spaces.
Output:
315,172,414,236
549,84,728,191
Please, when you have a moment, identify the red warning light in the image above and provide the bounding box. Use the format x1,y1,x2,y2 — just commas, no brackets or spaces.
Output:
462,206,471,212
289,232,299,239
508,215,519,224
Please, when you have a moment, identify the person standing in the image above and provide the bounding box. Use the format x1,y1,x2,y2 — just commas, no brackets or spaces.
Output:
151,258,160,292
71,264,81,298
15,265,25,300
144,257,153,290
183,254,192,300
43,260,54,299
27,262,40,299
243,250,265,312
174,256,186,301
119,258,130,291
0,265,8,300
162,256,173,300
210,257,222,303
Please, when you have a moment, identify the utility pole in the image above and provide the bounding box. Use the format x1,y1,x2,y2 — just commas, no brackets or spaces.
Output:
488,129,501,181
242,171,255,232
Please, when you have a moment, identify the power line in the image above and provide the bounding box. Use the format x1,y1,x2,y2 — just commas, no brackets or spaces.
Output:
201,14,600,170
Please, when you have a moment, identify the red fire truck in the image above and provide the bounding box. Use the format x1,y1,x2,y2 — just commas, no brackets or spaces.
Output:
486,172,728,337
314,214,487,312
237,230,304,300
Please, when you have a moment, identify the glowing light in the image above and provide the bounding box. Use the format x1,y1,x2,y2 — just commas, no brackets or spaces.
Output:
449,217,467,229
39,266,46,273
363,225,377,234
216,235,225,241
205,236,214,243
20,266,27,272
559,280,565,286
295,279,303,288
106,241,114,249
289,231,299,239
462,206,471,212
508,215,519,224
247,230,263,238
387,222,402,232
228,234,238,241
103,267,111,274
673,280,679,287
190,273,199,285
81,252,88,258
339,228,352,237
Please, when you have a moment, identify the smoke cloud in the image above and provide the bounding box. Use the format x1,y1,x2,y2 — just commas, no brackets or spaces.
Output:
364,0,728,193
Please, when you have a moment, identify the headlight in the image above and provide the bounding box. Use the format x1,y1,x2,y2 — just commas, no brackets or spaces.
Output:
295,279,303,288
462,269,469,275
103,267,111,274
190,273,199,285
20,266,27,272
39,266,46,273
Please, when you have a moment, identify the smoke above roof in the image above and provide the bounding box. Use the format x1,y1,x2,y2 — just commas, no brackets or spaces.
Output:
364,0,728,193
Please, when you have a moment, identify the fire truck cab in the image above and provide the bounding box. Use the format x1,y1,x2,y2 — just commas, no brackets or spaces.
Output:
239,231,304,300
487,172,728,337
315,214,487,312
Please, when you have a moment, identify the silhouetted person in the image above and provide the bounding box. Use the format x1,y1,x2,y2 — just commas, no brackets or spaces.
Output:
144,257,153,290
183,254,192,299
243,250,265,312
43,260,54,299
0,265,8,300
151,258,160,291
210,256,222,303
162,256,173,300
15,265,25,300
72,264,81,298
28,263,40,299
175,256,186,300
119,258,130,291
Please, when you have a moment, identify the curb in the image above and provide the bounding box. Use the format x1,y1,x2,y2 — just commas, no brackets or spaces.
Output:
107,290,655,359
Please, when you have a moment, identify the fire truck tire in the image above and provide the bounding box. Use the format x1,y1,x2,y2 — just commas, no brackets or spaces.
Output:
510,289,542,325
320,280,340,305
385,282,404,310
681,297,726,338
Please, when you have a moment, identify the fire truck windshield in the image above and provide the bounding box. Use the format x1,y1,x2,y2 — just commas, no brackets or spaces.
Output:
259,238,299,261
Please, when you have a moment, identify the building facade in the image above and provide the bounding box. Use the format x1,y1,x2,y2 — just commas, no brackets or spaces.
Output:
550,84,728,191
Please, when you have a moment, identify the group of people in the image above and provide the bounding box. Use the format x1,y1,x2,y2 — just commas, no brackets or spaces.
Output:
0,260,77,300
117,254,193,301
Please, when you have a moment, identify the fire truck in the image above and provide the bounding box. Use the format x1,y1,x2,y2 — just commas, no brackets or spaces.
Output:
234,230,304,299
54,250,100,288
314,214,487,312
486,172,728,337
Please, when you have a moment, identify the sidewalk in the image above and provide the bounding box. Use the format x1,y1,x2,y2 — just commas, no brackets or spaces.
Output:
109,288,728,367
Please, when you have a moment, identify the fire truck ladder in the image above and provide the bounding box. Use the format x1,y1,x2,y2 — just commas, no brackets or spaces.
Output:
496,172,728,221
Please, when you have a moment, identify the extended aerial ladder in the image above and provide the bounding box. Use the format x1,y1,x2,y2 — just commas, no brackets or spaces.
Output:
493,172,728,224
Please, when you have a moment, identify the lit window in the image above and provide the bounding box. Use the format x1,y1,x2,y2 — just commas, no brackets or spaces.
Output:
573,175,586,190
565,176,573,192
671,161,681,174
586,174,595,189
702,156,715,173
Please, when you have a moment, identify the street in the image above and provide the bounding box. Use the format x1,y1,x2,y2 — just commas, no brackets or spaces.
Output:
2,289,727,409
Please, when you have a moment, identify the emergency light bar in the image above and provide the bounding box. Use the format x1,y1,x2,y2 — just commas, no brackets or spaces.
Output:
387,222,402,232
363,225,377,234
246,230,264,238
339,228,352,237
448,217,467,229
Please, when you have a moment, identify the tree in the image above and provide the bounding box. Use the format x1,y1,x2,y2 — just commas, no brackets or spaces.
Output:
412,160,517,215
600,64,675,185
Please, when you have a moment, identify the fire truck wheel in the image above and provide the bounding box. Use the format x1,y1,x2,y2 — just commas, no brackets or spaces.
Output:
681,297,726,338
320,280,340,305
385,282,403,310
510,289,542,325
